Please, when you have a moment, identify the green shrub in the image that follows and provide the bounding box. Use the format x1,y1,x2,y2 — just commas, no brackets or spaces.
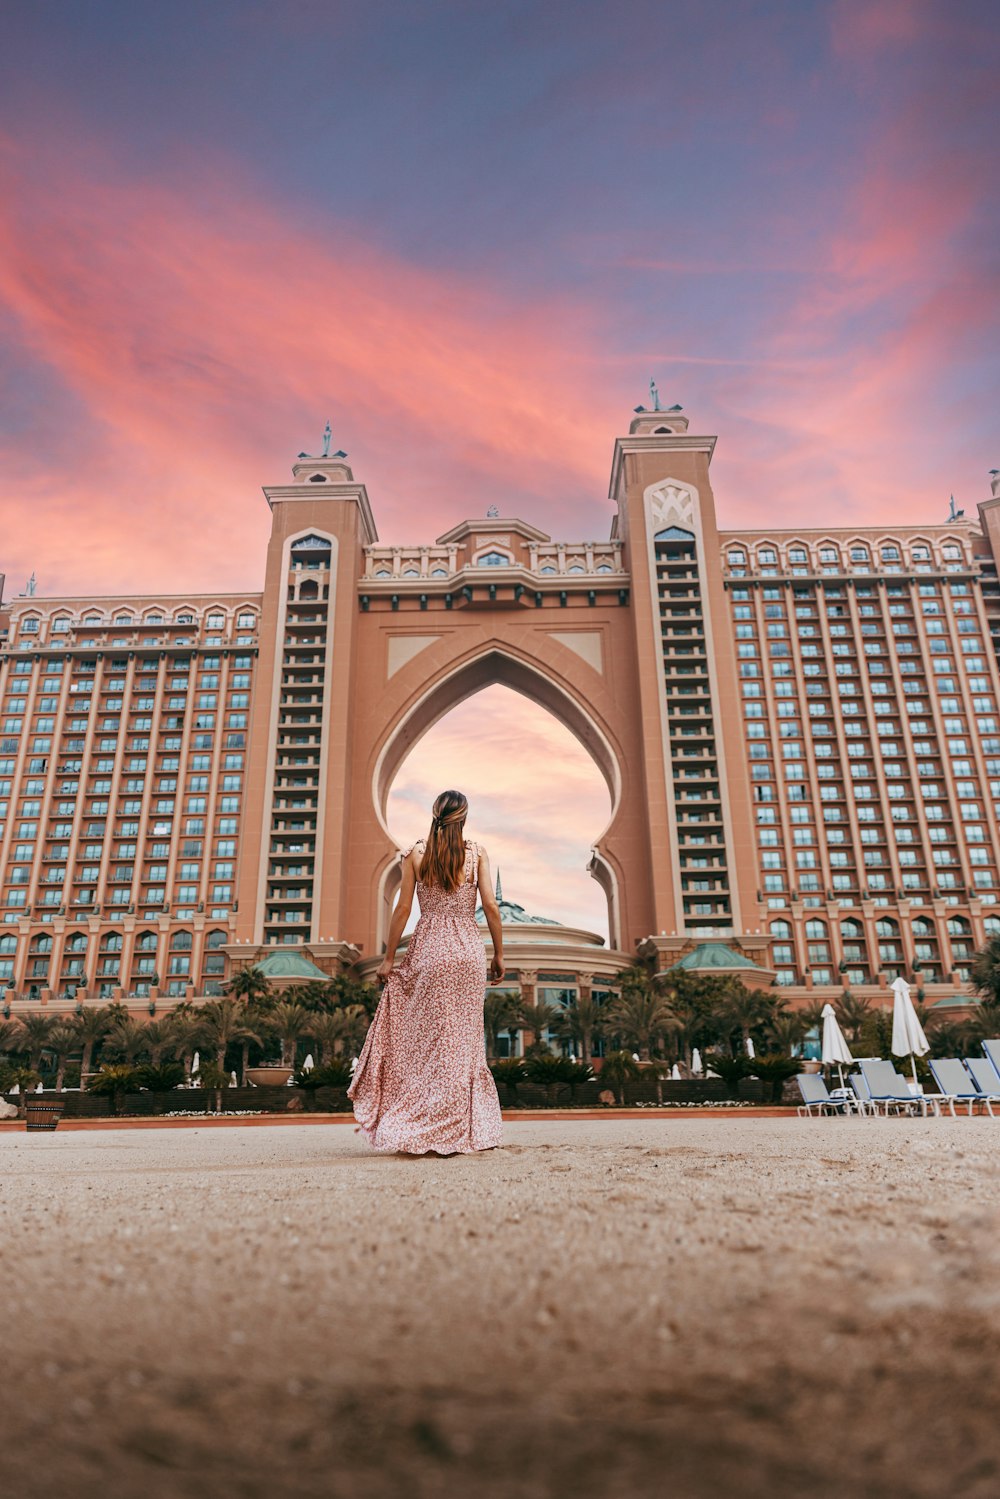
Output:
489,1058,527,1094
295,1059,353,1090
704,1051,750,1097
748,1053,801,1103
135,1062,185,1092
598,1050,643,1104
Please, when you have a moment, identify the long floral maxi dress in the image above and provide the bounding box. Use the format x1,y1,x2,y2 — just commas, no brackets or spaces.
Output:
348,840,503,1155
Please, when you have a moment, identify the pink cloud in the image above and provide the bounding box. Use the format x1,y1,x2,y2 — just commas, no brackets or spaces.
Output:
0,135,617,597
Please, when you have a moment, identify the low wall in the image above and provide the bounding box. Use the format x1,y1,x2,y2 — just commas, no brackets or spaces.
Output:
3,1077,767,1118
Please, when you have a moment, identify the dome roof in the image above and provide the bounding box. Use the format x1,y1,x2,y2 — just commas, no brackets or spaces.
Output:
475,868,560,928
664,942,769,974
252,952,328,979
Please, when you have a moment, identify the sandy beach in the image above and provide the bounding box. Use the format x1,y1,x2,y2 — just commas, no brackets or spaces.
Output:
4,1116,999,1499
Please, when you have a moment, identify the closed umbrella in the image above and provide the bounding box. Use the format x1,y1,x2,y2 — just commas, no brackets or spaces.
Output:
890,977,929,1086
670,1064,681,1080
691,1048,703,1075
820,1002,853,1088
745,1036,756,1060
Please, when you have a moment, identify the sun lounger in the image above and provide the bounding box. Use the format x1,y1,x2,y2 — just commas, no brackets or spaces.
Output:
981,1041,1000,1084
858,1058,928,1117
795,1074,856,1117
928,1058,986,1117
965,1058,1000,1117
848,1075,876,1116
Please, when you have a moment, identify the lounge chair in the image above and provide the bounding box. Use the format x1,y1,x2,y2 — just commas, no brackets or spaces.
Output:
795,1074,855,1117
928,1058,986,1117
981,1040,1000,1084
858,1058,928,1117
965,1059,1000,1118
848,1075,877,1117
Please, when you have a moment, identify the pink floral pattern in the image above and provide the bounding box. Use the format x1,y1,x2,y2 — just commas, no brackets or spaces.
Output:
348,840,503,1155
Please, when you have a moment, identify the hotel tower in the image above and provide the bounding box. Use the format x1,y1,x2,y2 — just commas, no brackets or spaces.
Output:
2,409,998,1014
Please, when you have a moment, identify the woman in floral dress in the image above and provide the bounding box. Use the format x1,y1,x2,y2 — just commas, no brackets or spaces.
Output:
348,789,505,1155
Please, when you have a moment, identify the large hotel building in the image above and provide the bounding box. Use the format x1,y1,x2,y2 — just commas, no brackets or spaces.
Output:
2,408,999,1017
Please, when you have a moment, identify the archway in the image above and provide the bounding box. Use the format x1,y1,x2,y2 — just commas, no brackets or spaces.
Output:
386,682,613,940
369,647,625,951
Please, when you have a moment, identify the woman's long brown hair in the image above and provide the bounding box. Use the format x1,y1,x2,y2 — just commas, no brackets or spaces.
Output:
418,789,469,892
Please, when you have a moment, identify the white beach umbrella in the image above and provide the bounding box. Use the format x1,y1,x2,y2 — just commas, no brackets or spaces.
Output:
820,1002,853,1088
745,1036,756,1059
691,1048,703,1075
890,977,929,1085
671,1064,682,1080
230,1070,238,1088
302,1053,315,1072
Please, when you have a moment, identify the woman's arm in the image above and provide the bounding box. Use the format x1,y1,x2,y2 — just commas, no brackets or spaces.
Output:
477,847,505,982
376,850,418,982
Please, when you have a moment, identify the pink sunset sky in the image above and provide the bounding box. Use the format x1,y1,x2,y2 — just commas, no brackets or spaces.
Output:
1,0,997,937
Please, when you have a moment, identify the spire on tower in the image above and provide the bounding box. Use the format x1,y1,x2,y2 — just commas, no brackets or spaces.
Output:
495,869,503,903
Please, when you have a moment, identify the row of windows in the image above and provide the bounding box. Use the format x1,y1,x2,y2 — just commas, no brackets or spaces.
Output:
15,610,258,634
726,541,967,569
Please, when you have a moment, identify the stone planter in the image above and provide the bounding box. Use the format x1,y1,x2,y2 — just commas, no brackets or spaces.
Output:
245,1066,294,1087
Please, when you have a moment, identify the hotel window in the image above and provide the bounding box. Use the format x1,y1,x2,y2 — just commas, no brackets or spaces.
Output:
727,551,746,567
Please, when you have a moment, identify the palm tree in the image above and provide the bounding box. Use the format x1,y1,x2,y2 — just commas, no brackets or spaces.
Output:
971,935,1000,1008
599,1050,643,1105
268,1002,311,1069
14,1013,55,1073
74,1004,113,1090
48,1023,81,1091
554,993,604,1064
166,1011,204,1084
137,1018,176,1066
835,991,873,1046
604,970,679,1061
305,1010,351,1066
766,1011,808,1055
718,983,776,1056
227,965,273,1009
483,991,523,1060
103,1013,152,1066
196,999,261,1109
518,997,562,1055
0,1019,23,1059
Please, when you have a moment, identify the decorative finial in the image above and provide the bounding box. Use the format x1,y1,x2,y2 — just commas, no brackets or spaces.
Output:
495,869,503,903
321,420,332,458
947,494,964,521
25,572,36,597
649,378,661,413
486,504,500,519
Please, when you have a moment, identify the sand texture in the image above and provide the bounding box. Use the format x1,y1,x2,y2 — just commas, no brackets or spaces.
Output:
3,1116,999,1499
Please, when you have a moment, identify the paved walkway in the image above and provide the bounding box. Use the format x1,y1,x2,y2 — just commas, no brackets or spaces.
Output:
4,1117,999,1499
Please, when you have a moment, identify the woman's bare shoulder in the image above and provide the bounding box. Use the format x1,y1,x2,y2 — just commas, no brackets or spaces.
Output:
401,839,426,860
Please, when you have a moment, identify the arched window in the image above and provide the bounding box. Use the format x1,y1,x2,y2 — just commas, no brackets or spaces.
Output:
757,548,777,565
101,933,123,952
875,918,899,938
65,932,88,952
30,934,53,954
788,547,808,565
298,580,319,599
849,547,869,563
805,919,827,939
769,920,792,940
840,918,864,939
0,935,16,954
477,551,512,568
205,929,228,950
567,565,585,574
911,917,935,937
596,564,613,574
170,931,193,951
136,931,158,952
375,570,391,579
947,916,971,936
984,917,1000,937
402,568,420,577
431,568,448,577
539,565,557,575
727,550,746,567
